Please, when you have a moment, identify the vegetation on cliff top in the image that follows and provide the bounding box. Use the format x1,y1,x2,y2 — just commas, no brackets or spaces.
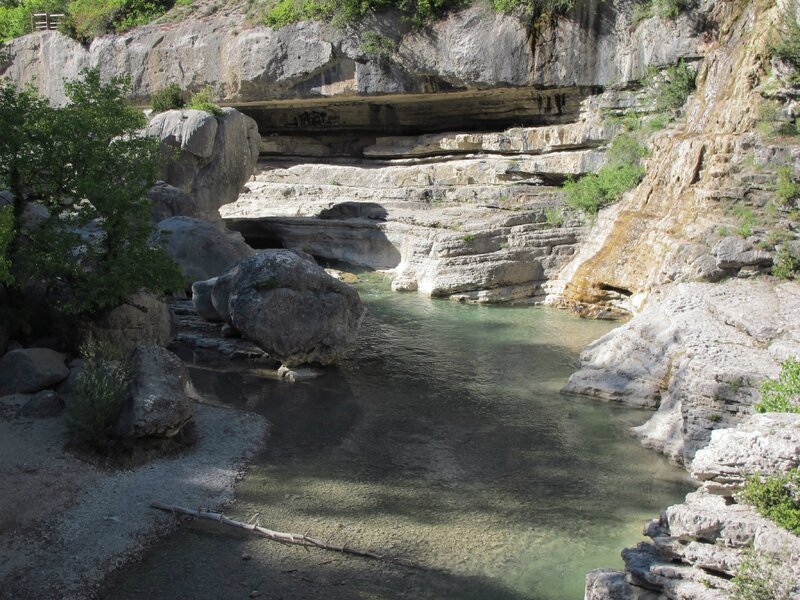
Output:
0,69,182,317
0,0,175,42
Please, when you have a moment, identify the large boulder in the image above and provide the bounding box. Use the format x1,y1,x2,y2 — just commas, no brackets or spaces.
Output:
79,290,177,353
0,348,69,395
146,108,260,221
154,216,255,285
198,250,366,366
115,345,192,438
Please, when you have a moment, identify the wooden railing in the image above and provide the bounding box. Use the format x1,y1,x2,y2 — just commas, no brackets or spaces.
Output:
30,12,65,32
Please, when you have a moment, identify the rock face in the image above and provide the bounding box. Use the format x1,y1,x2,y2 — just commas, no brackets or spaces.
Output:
147,182,200,223
588,414,800,600
197,250,366,366
146,108,260,222
115,345,192,438
1,3,699,105
154,216,255,285
559,0,796,312
79,290,177,353
691,413,800,495
0,349,69,395
564,279,800,464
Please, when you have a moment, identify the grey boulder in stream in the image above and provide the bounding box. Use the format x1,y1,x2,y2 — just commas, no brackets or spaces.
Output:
194,250,366,367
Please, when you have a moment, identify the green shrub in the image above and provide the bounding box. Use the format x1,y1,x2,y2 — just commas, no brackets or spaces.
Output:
263,0,570,29
359,32,397,64
0,70,183,315
0,204,13,284
632,0,683,22
0,0,170,43
187,87,223,116
772,245,800,280
645,60,696,114
738,468,800,534
732,206,754,238
769,6,800,71
732,551,796,600
151,83,185,113
461,233,475,242
544,206,564,227
774,166,800,205
756,358,800,413
564,134,647,215
67,340,132,448
0,0,67,41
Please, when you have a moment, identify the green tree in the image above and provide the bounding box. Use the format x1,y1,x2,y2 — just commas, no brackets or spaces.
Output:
0,69,182,316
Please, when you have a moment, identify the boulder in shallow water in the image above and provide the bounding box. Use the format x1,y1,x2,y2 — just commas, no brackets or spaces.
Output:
201,250,366,367
0,348,69,395
115,345,192,438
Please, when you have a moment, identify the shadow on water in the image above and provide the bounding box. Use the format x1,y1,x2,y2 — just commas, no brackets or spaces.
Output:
102,272,693,600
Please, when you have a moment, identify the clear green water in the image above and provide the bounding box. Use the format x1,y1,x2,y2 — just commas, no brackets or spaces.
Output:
103,272,692,600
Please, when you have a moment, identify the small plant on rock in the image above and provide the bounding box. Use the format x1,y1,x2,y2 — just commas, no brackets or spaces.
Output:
644,59,696,115
187,87,224,116
738,468,800,534
772,245,800,280
151,83,186,113
769,6,800,72
731,550,796,600
756,357,800,413
359,32,397,65
563,133,647,215
67,340,132,449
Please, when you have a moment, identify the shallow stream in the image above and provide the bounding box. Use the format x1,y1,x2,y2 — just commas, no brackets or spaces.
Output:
104,272,692,600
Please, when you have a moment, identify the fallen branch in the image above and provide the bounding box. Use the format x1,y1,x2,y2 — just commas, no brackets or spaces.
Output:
151,502,418,568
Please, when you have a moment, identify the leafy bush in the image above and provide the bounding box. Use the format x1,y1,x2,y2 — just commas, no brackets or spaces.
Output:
263,0,571,29
769,6,800,71
732,551,796,600
0,0,170,42
67,340,132,448
0,204,12,284
187,87,223,116
0,0,67,41
632,0,683,22
756,358,800,413
359,32,397,64
563,133,647,215
772,245,800,280
738,468,800,534
151,83,185,113
644,59,696,114
775,166,800,205
0,70,183,315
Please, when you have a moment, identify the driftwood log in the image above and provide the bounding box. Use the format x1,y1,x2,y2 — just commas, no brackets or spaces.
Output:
151,502,416,567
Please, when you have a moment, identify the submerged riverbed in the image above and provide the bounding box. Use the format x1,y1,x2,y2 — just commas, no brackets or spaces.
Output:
104,272,692,600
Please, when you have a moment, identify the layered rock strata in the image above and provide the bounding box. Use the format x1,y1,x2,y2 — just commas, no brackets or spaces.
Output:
1,3,700,105
586,414,800,600
564,279,800,464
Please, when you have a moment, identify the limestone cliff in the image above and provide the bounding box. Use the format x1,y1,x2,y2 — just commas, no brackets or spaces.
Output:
560,0,784,311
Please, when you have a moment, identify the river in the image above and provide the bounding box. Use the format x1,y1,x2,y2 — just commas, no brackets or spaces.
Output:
103,271,692,600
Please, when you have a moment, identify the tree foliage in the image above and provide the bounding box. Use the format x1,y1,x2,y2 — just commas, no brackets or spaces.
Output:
262,0,573,29
0,69,182,316
0,0,172,42
756,358,800,413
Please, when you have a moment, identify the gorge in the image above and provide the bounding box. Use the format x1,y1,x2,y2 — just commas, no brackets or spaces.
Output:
0,0,799,598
